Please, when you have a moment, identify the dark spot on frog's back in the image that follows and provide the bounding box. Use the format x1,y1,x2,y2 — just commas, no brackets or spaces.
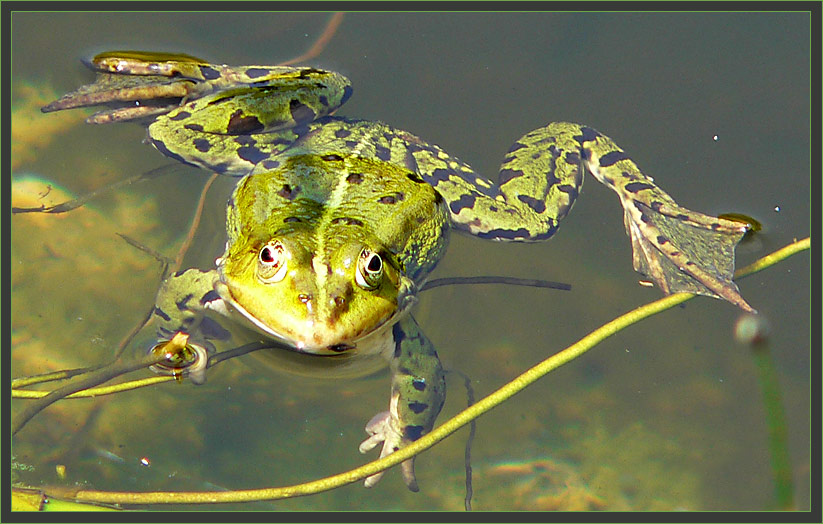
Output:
378,193,405,205
375,145,391,161
334,128,351,139
168,110,191,121
574,126,601,146
321,153,344,162
564,151,581,165
278,184,297,200
283,216,302,223
331,217,364,227
289,99,316,124
193,138,211,153
244,67,271,78
346,173,364,184
226,110,264,134
237,146,268,165
199,65,221,80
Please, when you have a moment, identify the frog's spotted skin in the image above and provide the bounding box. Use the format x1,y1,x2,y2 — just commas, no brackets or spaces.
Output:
44,52,754,492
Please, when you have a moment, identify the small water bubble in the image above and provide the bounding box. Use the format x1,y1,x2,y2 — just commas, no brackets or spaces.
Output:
774,205,781,212
712,135,719,141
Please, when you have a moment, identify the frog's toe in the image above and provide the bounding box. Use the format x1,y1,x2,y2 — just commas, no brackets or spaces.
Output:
359,411,419,491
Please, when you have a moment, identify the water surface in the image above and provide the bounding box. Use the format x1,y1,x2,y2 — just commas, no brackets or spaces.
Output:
10,11,810,511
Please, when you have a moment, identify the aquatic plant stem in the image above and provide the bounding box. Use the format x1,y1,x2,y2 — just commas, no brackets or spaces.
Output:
750,342,795,509
10,351,169,436
278,13,345,66
44,236,808,506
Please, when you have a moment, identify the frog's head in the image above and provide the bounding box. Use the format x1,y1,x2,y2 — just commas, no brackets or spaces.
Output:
216,230,415,354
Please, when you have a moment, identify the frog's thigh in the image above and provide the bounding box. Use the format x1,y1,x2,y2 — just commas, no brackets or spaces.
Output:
389,316,446,440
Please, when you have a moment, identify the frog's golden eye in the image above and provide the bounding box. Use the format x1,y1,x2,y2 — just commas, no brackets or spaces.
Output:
257,241,288,283
355,248,383,290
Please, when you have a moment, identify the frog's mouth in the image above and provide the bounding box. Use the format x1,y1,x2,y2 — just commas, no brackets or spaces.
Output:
214,280,417,355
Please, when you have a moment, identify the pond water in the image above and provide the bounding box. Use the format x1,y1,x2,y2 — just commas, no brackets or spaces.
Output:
10,11,811,512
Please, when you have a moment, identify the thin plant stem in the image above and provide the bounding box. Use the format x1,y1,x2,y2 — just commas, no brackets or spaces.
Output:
278,13,345,66
750,341,795,509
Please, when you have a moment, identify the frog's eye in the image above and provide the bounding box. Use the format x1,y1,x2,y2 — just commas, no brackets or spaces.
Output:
257,241,288,283
356,249,383,290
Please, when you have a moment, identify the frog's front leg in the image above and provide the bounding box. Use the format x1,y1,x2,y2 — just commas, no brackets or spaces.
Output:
151,268,231,384
359,316,446,491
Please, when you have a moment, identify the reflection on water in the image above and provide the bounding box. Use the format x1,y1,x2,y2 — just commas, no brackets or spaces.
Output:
10,11,810,511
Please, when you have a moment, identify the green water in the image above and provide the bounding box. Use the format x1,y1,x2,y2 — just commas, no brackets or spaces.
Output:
10,11,810,511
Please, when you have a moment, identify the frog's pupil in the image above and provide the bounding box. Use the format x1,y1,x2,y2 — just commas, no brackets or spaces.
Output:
261,247,274,263
367,255,382,272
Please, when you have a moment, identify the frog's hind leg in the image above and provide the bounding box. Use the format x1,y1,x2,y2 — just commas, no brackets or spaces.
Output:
569,124,754,312
420,121,753,311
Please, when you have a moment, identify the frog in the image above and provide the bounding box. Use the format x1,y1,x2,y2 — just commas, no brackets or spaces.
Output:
42,51,754,491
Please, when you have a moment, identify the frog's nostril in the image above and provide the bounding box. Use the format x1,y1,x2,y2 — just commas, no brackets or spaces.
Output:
333,295,346,307
298,293,312,304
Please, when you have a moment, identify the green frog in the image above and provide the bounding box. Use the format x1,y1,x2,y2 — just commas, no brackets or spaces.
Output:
43,51,754,491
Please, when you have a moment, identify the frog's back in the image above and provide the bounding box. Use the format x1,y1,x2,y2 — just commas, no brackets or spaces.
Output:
230,152,450,284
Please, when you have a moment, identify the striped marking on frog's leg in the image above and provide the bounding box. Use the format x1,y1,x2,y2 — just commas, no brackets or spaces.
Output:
575,124,754,312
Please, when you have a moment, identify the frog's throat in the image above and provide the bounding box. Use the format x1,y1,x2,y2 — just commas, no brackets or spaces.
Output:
212,278,418,354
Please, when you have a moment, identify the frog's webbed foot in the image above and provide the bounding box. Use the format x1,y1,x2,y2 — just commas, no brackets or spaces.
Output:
41,54,206,124
620,195,755,312
576,125,755,312
359,411,419,492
